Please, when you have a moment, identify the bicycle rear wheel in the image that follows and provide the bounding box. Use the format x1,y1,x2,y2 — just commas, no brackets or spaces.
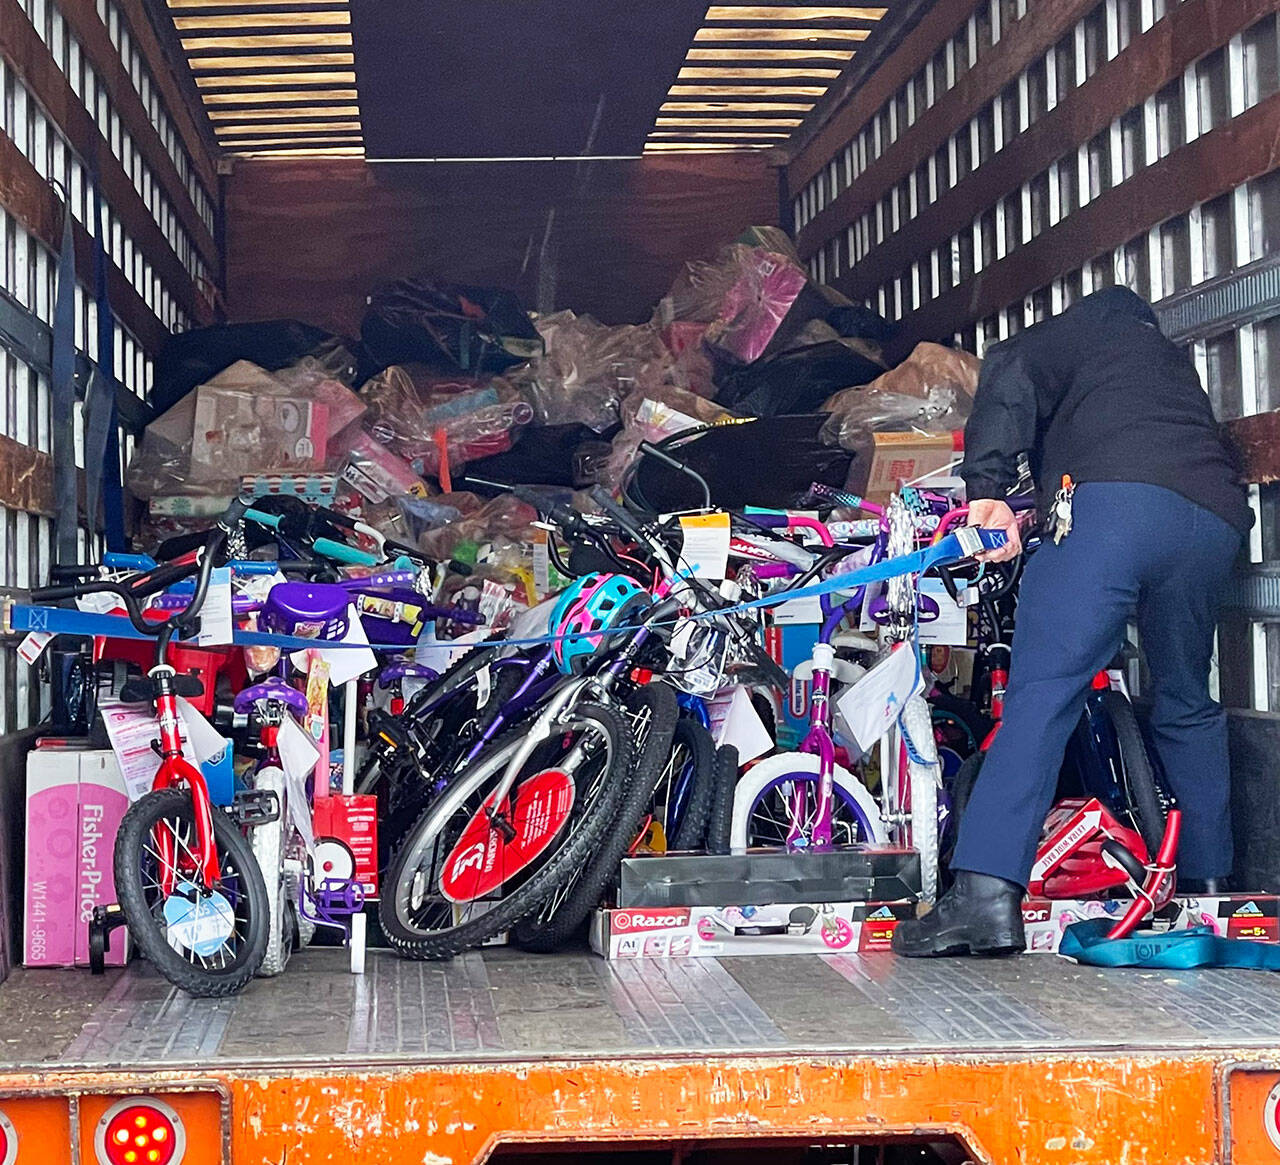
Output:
114,788,269,997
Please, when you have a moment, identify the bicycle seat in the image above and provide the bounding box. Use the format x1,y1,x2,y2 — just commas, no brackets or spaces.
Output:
866,592,941,625
233,678,309,717
118,673,206,703
377,662,440,689
261,582,350,640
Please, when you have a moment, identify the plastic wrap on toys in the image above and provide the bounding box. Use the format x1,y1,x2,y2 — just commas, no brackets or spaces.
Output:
417,494,538,565
272,357,367,442
360,365,535,477
341,429,431,504
847,341,981,400
820,386,973,450
126,360,336,500
598,386,736,492
394,492,481,543
655,244,809,366
152,320,357,414
514,313,676,433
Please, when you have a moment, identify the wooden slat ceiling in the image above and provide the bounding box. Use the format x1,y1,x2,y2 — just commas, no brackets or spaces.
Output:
646,2,888,154
161,1,890,158
166,0,364,158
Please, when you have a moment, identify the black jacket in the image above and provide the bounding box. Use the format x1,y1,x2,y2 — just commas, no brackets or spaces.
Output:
959,287,1252,534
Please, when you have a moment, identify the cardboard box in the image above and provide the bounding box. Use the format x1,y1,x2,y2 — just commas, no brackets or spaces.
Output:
313,794,379,897
25,748,130,968
1021,894,1280,954
591,900,916,959
846,431,962,504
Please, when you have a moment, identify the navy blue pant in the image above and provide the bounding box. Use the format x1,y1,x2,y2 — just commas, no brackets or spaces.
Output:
952,482,1242,886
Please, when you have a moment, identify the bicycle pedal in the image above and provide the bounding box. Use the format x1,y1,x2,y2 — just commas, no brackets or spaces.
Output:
233,788,281,826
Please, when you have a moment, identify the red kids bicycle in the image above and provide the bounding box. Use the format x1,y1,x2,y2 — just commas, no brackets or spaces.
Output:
32,501,269,996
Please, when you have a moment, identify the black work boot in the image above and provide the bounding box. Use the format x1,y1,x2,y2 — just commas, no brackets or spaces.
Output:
891,871,1026,957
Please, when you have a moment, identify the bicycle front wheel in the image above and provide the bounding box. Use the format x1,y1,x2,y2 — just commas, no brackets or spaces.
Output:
729,752,887,852
114,788,270,997
380,702,631,960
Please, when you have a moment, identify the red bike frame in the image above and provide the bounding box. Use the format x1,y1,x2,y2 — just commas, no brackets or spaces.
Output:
148,662,222,894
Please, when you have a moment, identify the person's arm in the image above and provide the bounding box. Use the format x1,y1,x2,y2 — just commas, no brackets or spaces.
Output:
959,341,1043,562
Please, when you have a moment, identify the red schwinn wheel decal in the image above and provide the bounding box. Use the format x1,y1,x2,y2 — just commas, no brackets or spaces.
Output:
439,769,576,903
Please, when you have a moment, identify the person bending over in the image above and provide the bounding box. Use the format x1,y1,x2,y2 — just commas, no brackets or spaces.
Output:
893,286,1250,958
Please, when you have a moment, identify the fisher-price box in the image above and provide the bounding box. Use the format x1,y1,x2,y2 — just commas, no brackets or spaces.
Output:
24,748,131,968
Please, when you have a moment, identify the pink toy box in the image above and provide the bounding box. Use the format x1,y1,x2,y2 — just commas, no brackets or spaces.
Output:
24,747,131,968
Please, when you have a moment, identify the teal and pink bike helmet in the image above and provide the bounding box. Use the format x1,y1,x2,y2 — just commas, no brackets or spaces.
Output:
548,572,649,675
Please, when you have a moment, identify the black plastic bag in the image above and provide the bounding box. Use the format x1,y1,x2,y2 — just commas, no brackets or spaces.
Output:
715,339,887,417
361,276,543,377
628,414,851,512
152,321,354,414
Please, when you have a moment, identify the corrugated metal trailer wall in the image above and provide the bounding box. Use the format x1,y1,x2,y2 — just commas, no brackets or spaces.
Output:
0,0,219,978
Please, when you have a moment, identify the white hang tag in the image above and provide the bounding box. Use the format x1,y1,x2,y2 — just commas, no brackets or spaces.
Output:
321,605,378,686
834,643,925,753
532,528,551,597
278,711,321,782
916,579,971,647
475,663,491,708
196,566,234,646
16,631,53,664
707,686,774,765
678,512,731,580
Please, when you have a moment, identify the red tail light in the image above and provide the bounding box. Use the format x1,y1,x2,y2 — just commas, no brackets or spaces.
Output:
95,1099,186,1165
0,1109,16,1165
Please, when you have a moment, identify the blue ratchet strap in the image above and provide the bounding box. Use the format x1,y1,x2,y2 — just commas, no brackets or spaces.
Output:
51,200,79,564
90,169,126,553
1060,918,1280,970
730,528,1006,613
9,528,1008,652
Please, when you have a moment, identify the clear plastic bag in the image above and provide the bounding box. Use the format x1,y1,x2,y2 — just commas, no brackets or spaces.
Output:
360,365,535,476
126,360,350,499
819,342,979,449
654,244,809,366
820,386,972,450
514,312,676,432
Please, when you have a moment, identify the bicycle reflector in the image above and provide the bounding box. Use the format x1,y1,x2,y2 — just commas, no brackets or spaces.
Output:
0,1109,16,1165
95,1099,186,1165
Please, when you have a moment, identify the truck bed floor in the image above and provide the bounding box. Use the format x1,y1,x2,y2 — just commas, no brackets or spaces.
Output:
3,947,1279,1070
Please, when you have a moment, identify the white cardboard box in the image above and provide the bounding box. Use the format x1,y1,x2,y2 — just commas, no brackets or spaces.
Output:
591,901,916,959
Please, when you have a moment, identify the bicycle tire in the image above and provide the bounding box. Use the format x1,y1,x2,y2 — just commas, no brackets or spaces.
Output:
1101,689,1167,856
667,718,717,852
114,787,269,997
248,768,289,977
729,752,888,851
705,744,739,855
379,701,631,960
512,684,679,953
